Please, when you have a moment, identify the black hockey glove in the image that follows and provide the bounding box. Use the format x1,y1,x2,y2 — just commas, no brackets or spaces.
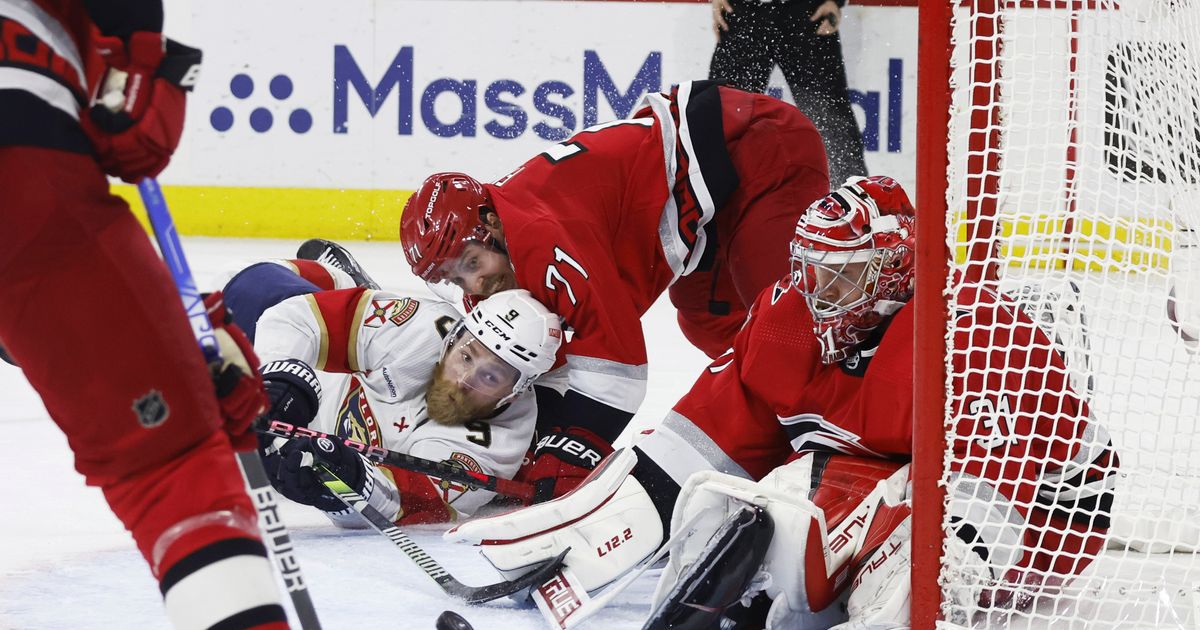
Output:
260,358,321,427
257,358,322,474
272,436,367,513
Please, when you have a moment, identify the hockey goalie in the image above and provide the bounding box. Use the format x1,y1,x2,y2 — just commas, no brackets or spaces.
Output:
447,176,1119,628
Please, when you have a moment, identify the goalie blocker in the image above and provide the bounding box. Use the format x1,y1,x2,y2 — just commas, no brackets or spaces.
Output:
445,449,913,629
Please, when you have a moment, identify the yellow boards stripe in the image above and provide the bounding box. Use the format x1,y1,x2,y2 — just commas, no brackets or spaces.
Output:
113,184,415,241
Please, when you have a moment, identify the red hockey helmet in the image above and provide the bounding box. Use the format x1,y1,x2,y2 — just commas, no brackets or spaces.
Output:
400,172,495,281
790,176,916,363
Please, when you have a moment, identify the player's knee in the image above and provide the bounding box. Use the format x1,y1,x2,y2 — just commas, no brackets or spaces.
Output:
158,528,289,630
99,433,289,629
102,432,256,564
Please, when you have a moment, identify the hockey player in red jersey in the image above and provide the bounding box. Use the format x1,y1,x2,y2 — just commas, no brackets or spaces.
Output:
0,1,289,627
400,80,830,503
447,176,1118,629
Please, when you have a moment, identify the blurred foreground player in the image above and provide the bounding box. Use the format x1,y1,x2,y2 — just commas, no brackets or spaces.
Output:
0,2,289,627
218,249,561,525
448,177,1118,628
401,80,830,504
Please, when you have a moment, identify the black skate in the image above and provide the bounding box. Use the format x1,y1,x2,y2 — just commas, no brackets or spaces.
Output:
296,239,380,290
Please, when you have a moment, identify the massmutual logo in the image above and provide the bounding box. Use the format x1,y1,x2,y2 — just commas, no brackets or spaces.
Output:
208,46,661,141
206,45,906,153
210,73,313,134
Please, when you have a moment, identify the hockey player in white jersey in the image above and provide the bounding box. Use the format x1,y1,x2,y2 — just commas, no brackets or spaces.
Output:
221,241,562,525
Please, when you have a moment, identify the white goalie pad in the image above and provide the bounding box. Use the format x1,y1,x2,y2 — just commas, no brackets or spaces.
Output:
444,448,663,593
654,455,911,630
829,514,912,630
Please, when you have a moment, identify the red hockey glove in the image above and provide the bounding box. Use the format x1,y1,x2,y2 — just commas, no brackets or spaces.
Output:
83,31,201,182
204,292,269,451
520,427,613,504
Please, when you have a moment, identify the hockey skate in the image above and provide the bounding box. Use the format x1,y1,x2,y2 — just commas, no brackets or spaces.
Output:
296,238,380,290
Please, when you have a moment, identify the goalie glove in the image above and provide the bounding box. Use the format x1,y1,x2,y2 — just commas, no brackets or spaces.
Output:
447,449,663,593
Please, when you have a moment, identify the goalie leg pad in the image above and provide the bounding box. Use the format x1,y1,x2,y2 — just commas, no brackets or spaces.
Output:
654,454,911,630
643,505,774,630
445,449,664,593
829,514,912,630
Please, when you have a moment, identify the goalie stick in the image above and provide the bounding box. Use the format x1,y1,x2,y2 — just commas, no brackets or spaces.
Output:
314,462,568,604
138,178,324,630
257,418,536,503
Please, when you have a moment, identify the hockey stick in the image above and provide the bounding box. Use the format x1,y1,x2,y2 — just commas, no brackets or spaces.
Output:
137,177,324,630
257,418,536,503
314,462,568,604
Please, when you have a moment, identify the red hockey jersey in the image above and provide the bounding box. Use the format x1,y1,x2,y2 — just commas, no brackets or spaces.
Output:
486,80,810,438
666,276,1117,533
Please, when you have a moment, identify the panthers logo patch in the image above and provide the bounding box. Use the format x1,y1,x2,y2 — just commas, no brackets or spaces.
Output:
335,377,382,446
363,298,420,328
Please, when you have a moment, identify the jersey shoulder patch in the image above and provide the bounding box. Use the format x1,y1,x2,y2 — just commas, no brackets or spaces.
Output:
362,297,420,328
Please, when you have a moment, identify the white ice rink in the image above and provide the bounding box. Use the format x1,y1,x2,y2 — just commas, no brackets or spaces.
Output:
0,237,711,630
3,238,1197,629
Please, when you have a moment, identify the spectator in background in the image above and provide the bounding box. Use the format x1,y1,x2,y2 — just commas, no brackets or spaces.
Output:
709,0,869,188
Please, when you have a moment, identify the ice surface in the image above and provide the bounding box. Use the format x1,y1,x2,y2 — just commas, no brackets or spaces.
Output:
0,237,709,629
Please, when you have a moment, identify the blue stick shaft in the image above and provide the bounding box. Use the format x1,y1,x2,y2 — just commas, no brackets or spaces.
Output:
135,177,323,629
137,177,221,365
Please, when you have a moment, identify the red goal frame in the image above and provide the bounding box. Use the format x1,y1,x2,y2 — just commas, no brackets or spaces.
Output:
912,1,1096,625
912,0,952,627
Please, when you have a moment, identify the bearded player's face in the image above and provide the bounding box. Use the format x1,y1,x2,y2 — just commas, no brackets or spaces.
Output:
426,328,519,425
434,241,516,299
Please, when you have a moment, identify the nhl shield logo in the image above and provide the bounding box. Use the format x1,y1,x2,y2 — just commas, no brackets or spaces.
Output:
132,390,170,428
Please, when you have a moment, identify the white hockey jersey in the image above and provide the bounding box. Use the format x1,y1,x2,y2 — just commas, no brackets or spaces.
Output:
254,286,537,524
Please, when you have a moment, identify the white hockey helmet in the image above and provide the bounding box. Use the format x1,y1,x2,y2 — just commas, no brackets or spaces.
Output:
445,288,562,405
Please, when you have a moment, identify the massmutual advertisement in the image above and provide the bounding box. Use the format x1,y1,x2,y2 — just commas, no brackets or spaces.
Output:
132,0,917,239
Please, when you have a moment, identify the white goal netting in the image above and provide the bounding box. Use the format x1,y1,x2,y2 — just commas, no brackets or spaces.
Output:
941,0,1200,627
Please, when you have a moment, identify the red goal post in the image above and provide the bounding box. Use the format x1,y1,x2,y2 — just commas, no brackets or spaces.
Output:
914,0,1200,627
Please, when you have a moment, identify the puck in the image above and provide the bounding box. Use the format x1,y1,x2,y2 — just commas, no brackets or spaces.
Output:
435,610,474,630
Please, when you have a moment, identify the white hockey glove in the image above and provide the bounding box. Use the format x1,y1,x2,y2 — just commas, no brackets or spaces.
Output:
444,448,663,593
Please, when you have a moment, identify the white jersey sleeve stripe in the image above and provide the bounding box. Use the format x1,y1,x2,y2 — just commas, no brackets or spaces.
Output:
303,294,331,370
564,355,647,414
0,0,84,82
634,410,752,489
346,290,373,373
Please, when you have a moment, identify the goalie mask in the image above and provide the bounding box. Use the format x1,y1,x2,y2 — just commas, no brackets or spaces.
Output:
791,176,916,364
401,172,496,282
441,288,562,408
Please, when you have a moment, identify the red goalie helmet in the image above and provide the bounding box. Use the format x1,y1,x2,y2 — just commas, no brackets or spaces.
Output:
790,176,916,364
400,172,495,281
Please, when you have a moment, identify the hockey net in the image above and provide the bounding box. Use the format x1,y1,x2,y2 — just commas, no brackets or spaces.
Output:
917,0,1200,627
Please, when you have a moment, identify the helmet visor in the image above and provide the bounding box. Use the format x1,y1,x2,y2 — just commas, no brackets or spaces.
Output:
791,242,880,320
440,323,521,399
